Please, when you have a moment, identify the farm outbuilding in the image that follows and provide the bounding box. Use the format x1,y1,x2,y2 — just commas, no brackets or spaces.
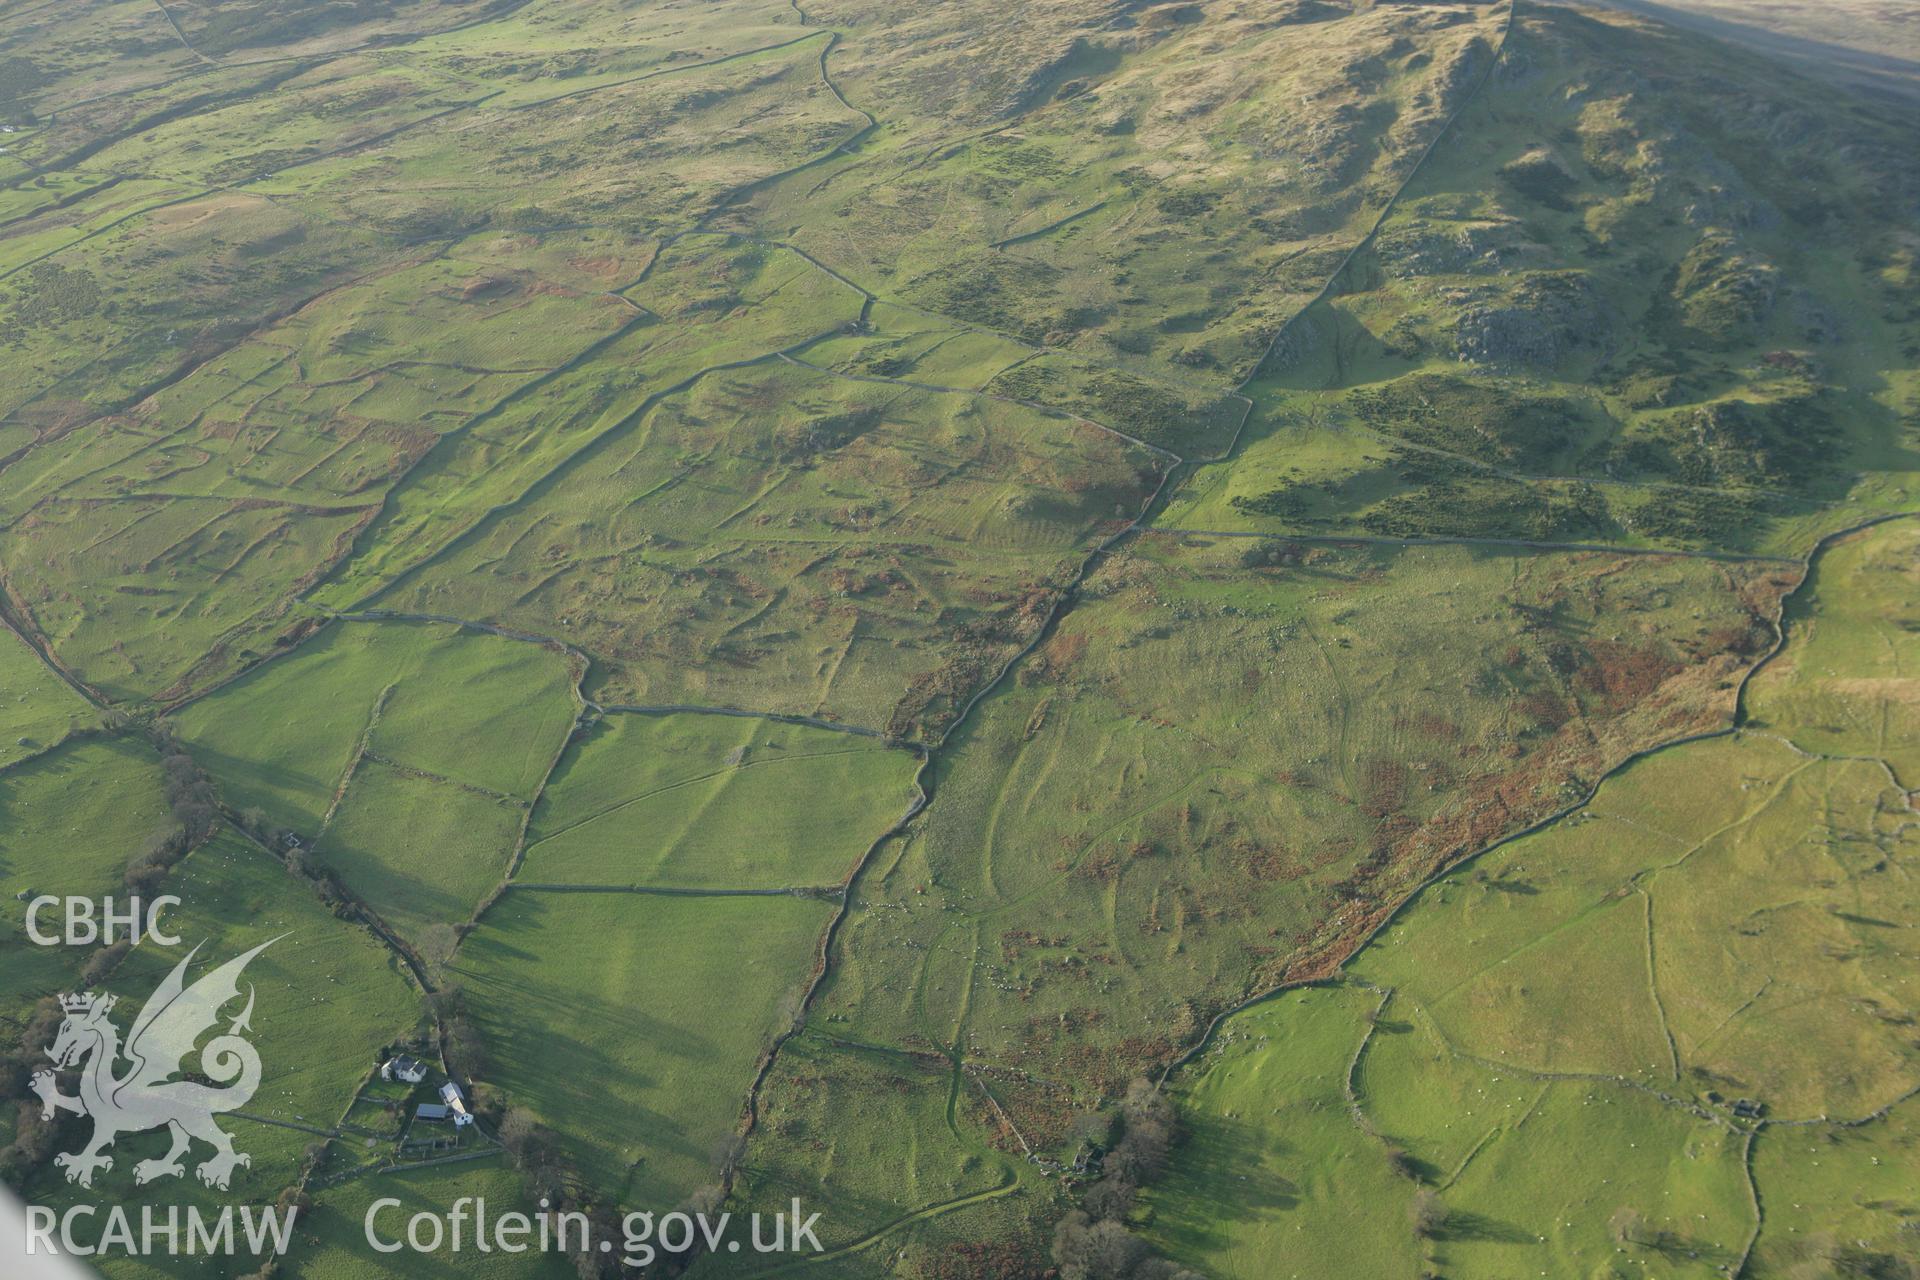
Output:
439,1079,474,1126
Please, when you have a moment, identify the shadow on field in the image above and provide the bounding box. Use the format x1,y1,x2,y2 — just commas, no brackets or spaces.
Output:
444,893,751,1191
1147,1114,1304,1256
1431,1208,1536,1244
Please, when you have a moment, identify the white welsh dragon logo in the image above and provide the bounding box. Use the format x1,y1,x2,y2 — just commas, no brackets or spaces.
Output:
31,939,279,1191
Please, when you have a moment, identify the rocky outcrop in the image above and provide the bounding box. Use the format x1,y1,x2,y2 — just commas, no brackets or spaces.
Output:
1451,271,1604,370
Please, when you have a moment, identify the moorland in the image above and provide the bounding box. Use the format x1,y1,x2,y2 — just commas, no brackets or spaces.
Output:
0,1,1914,1278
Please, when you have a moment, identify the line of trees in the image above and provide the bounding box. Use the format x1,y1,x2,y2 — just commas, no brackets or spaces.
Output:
0,998,71,1184
496,1107,625,1279
427,987,488,1085
1051,1080,1201,1280
0,932,136,1184
123,730,220,896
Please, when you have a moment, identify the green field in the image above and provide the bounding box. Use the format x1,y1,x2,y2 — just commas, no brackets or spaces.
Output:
0,736,173,1007
1747,517,1920,780
700,1029,1046,1276
174,620,578,834
0,624,92,769
168,619,580,939
288,1161,570,1280
0,736,170,907
522,712,919,888
455,889,836,1209
318,758,526,940
1149,516,1920,1280
1748,1100,1920,1277
1145,986,1422,1280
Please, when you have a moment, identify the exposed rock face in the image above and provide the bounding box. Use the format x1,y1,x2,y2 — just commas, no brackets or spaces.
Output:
1260,308,1323,376
1451,271,1604,369
1673,150,1782,232
1672,232,1778,345
1377,219,1527,277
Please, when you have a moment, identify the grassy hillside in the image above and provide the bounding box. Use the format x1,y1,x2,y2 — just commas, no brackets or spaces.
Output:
1149,516,1920,1280
1162,2,1919,556
521,711,920,888
0,0,1913,1276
